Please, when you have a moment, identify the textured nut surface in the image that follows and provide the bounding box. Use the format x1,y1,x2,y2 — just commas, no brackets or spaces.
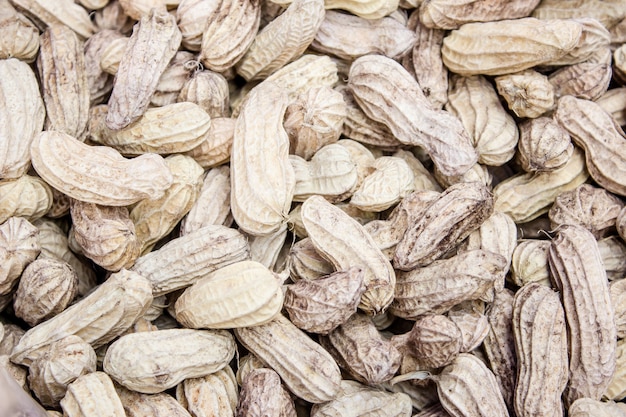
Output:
495,70,555,119
516,117,572,173
0,216,40,297
176,366,238,417
408,315,462,369
236,368,297,417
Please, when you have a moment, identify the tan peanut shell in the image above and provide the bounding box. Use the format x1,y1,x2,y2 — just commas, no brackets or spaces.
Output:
131,224,249,296
234,314,342,404
246,223,288,270
99,36,127,75
555,95,626,197
37,25,89,140
493,146,588,223
104,328,236,394
393,149,442,193
84,29,120,105
151,50,195,107
30,130,173,207
394,181,493,270
510,240,552,287
605,338,626,401
434,353,508,417
284,267,365,334
0,216,40,297
10,0,97,39
599,236,626,281
448,303,489,352
70,200,140,272
419,0,541,30
176,0,218,51
568,398,626,417
0,8,39,63
175,260,283,329
236,368,297,417
116,386,193,417
230,81,295,237
130,154,204,254
391,250,506,319
532,0,626,31
301,195,395,315
442,18,583,76
311,11,417,61
323,313,401,384
348,54,477,176
176,367,238,417
183,117,235,169
512,283,568,417
596,87,626,126
0,175,52,224
310,380,413,417
91,102,211,155
611,279,626,340
236,0,325,81
517,117,573,173
408,315,462,368
13,258,78,327
198,0,261,72
263,54,339,101
106,7,182,130
10,269,153,366
495,70,555,119
177,70,230,118
60,372,125,417
0,58,45,179
287,237,334,281
180,165,232,235
28,335,96,408
548,224,617,405
549,61,611,101
445,75,518,166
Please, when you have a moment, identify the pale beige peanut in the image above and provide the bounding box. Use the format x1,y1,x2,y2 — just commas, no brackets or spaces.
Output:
290,143,358,203
406,315,462,368
598,236,626,281
284,267,365,334
512,283,568,417
34,218,97,297
235,354,266,386
236,368,297,417
118,0,171,20
0,323,25,356
106,7,182,130
13,258,78,327
0,175,52,224
176,367,238,417
350,156,415,212
391,250,506,320
516,117,572,173
271,0,398,19
441,18,583,76
322,313,401,384
84,30,124,106
568,398,626,417
448,303,489,352
548,183,623,238
93,1,133,33
434,353,508,417
175,260,283,329
310,380,412,417
495,70,555,119
287,237,334,282
230,81,295,237
392,149,442,193
532,0,626,30
151,50,196,107
99,35,127,75
493,146,588,223
0,58,45,179
549,61,612,101
198,0,260,73
30,130,173,206
60,372,125,417
394,181,493,270
555,95,626,197
70,199,140,271
37,25,90,140
0,216,40,297
9,0,96,39
115,386,193,417
311,11,417,61
605,338,626,401
597,87,626,126
28,335,96,408
284,86,347,160
176,0,220,51
246,224,288,271
0,6,39,62
183,117,234,169
234,314,342,403
104,328,235,393
610,279,626,339
131,224,249,296
348,54,477,176
301,195,395,315
446,75,518,166
335,138,376,189
130,154,203,254
548,224,617,405
10,269,153,366
510,240,551,287
177,70,230,118
404,10,448,110
180,165,232,235
236,0,325,81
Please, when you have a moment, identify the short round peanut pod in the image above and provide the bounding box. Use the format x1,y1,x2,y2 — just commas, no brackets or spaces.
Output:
408,315,462,369
495,70,555,119
13,258,78,327
510,240,552,287
517,117,573,173
0,216,40,297
236,368,297,417
178,70,230,118
28,335,97,408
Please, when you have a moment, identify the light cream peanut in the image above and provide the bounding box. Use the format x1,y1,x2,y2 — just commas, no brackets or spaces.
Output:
0,58,45,179
510,240,552,287
599,236,626,281
116,386,193,417
246,224,288,270
495,70,555,119
0,175,52,224
10,0,96,39
568,398,626,417
177,70,230,118
348,54,477,176
532,0,626,30
106,7,182,130
182,117,235,169
151,50,196,107
10,269,153,366
60,372,125,417
301,195,395,315
176,0,219,51
0,6,39,63
104,328,236,393
516,117,573,173
407,314,462,368
30,130,173,207
176,367,238,417
287,237,334,282
448,303,489,352
0,216,40,297
84,30,124,106
236,368,297,417
549,61,612,101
